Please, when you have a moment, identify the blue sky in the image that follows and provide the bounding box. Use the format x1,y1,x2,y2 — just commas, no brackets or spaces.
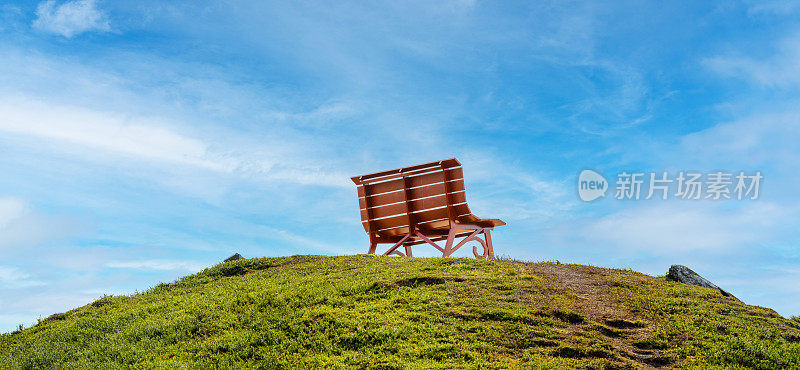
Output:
1,0,799,332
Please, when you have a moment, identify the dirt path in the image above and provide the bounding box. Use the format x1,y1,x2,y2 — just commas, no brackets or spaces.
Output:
525,262,671,368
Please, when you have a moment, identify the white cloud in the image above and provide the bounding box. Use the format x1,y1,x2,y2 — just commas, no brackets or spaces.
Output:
0,96,352,188
0,97,234,172
0,196,80,251
0,5,24,32
32,0,110,38
259,225,351,255
455,153,575,223
0,196,27,229
704,33,800,88
577,202,788,253
0,289,109,333
679,110,800,186
261,101,359,128
105,260,206,272
746,0,800,17
0,266,46,288
682,111,800,152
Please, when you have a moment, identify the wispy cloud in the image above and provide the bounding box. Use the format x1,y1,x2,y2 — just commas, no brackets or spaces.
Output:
0,266,46,288
32,0,110,38
0,97,234,171
0,95,351,188
0,196,27,229
462,158,574,224
745,0,800,17
259,225,351,255
574,202,788,254
703,33,800,88
0,196,81,251
681,110,800,171
106,260,206,272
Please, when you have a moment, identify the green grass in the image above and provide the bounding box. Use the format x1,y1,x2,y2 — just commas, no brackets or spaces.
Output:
1,255,799,368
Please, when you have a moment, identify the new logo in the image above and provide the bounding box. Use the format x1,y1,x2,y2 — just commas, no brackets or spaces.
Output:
578,169,607,202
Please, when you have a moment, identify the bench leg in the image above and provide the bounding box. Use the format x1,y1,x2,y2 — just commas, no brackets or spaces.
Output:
383,232,412,256
442,228,496,260
447,229,482,257
473,229,495,259
485,229,495,259
372,228,495,259
443,228,457,257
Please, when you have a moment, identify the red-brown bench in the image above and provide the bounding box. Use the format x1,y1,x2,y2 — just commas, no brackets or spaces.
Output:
351,158,505,259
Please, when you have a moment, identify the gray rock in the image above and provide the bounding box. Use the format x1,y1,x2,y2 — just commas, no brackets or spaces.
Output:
667,265,735,298
224,253,243,262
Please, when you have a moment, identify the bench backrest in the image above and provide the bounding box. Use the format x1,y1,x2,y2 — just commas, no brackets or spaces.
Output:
351,158,473,236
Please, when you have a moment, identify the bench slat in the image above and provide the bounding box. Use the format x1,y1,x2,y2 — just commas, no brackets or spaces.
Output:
361,203,471,232
352,158,460,184
356,167,463,197
358,179,465,209
360,192,467,221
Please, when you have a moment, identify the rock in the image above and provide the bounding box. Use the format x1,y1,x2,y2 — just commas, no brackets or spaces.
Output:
667,265,735,299
224,253,243,262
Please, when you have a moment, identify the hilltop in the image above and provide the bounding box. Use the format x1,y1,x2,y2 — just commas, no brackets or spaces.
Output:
1,255,799,368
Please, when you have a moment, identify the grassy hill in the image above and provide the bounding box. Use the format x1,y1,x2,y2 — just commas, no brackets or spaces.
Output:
1,255,799,369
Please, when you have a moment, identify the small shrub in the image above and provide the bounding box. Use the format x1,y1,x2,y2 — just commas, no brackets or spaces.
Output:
604,318,646,329
552,309,584,324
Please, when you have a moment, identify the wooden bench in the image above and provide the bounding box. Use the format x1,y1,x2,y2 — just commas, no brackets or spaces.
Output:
351,158,505,259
